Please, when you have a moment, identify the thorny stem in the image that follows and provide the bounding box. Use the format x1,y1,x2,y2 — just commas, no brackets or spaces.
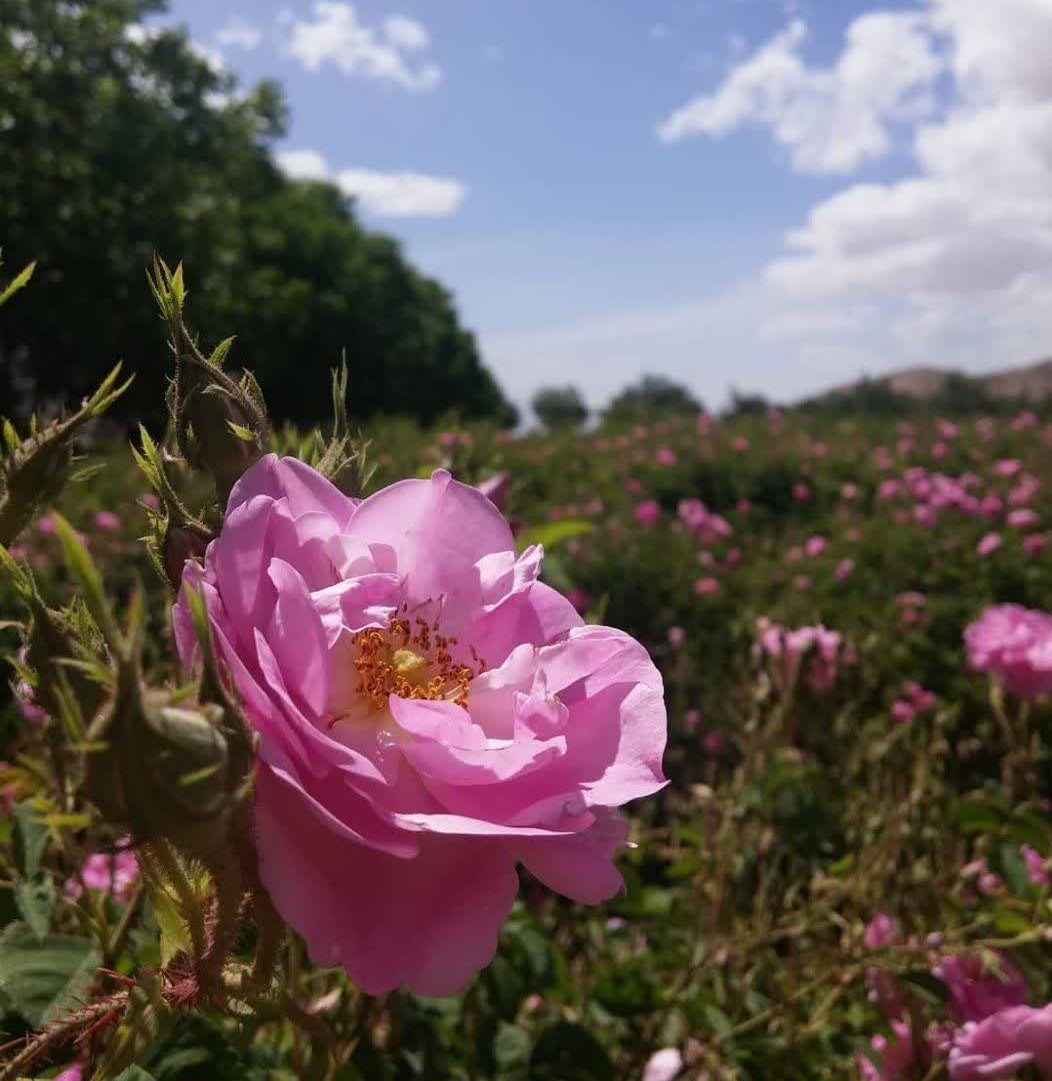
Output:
104,881,145,970
0,992,129,1080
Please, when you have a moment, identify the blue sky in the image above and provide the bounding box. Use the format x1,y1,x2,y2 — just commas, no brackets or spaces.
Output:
160,0,1052,416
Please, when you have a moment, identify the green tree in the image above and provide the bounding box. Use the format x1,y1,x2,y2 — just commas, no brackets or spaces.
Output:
0,0,514,427
532,385,588,431
602,375,701,424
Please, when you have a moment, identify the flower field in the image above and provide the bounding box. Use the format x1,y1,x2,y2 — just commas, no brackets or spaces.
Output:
1,371,1051,1078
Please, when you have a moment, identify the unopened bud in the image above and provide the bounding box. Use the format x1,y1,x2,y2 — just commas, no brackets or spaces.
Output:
87,685,249,864
162,523,211,592
0,365,131,545
24,600,106,721
172,348,268,506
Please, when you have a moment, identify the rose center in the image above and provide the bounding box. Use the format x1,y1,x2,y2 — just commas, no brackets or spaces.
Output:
350,617,484,714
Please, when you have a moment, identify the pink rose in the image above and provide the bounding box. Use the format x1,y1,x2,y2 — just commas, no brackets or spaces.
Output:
65,845,139,903
635,500,661,527
174,457,667,995
93,510,122,533
864,913,899,951
976,532,1002,557
856,1021,930,1080
935,954,1027,1023
964,604,1052,699
477,472,510,513
1021,845,1050,887
643,1048,683,1081
949,1005,1052,1080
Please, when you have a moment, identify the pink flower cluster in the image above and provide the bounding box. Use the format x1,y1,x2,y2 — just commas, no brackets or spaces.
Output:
964,604,1052,699
755,620,849,693
677,498,732,543
889,681,937,725
859,916,1051,1081
64,845,139,903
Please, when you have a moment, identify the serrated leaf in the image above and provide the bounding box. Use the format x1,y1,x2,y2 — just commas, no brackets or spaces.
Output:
0,921,100,1026
139,861,194,968
12,801,48,880
15,876,54,940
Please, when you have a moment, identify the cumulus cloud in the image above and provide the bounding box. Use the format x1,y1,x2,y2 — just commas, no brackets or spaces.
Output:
284,2,440,91
216,17,262,51
657,13,942,174
275,150,466,217
766,0,1052,359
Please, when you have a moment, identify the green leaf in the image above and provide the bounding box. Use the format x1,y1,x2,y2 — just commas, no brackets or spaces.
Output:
0,260,35,307
0,921,100,1026
12,801,48,880
15,876,54,941
517,519,593,552
144,877,194,968
999,843,1033,896
952,799,1005,834
992,903,1031,937
900,969,950,1005
113,1068,160,1080
494,1022,531,1070
529,1022,613,1081
703,1003,733,1037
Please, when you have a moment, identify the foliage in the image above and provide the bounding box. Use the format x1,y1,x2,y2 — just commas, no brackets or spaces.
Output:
0,0,514,428
603,375,702,424
531,386,589,431
0,274,1049,1077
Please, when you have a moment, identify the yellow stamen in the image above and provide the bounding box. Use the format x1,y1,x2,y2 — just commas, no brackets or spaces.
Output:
349,616,485,715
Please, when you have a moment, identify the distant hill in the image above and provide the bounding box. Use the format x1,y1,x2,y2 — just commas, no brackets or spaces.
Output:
804,357,1052,414
879,359,1052,403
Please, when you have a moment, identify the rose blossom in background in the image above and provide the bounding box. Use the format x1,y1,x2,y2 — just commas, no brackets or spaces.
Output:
964,604,1052,699
948,1004,1052,1080
864,913,899,950
64,845,139,902
935,954,1027,1023
976,532,1002,557
93,510,121,533
174,457,667,995
1021,845,1050,887
643,1048,683,1081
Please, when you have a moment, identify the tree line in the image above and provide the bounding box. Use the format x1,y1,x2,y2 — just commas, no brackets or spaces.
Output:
0,0,516,427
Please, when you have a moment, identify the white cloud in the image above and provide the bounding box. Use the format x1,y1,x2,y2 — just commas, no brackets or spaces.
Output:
382,14,429,52
275,149,330,181
657,13,942,175
275,150,466,217
284,2,440,91
336,169,466,216
216,17,262,51
765,0,1052,361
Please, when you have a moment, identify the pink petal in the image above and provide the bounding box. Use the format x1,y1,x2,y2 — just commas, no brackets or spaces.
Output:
514,808,629,904
227,453,356,527
255,766,518,996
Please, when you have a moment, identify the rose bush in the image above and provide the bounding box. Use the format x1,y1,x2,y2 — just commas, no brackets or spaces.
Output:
173,455,667,995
